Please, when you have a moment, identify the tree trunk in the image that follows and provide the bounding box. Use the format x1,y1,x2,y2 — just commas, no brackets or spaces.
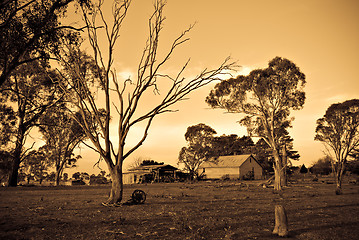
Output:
8,114,26,187
273,205,289,237
335,163,344,195
274,165,282,191
55,170,61,186
280,167,287,187
106,164,124,204
273,150,283,191
281,145,288,187
8,134,25,186
8,156,21,186
332,160,346,195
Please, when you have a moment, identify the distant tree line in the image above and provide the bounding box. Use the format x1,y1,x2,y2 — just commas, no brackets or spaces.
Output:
309,155,359,176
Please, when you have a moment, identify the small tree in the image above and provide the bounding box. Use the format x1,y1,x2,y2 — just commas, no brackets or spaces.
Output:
39,105,86,185
315,99,359,194
72,172,81,180
206,57,306,191
178,123,217,180
299,164,308,174
63,173,69,181
22,149,51,184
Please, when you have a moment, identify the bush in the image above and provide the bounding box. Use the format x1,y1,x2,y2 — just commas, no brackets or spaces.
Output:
89,176,108,185
310,156,332,175
71,180,85,185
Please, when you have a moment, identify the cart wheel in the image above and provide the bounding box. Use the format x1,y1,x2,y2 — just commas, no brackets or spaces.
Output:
132,189,146,204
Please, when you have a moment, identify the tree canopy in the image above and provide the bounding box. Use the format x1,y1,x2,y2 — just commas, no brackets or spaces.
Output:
310,156,332,175
1,61,62,186
0,0,91,87
206,57,306,190
315,99,359,194
39,105,86,185
178,123,217,179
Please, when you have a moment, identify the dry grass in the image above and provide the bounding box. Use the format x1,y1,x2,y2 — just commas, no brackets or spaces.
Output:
0,180,358,239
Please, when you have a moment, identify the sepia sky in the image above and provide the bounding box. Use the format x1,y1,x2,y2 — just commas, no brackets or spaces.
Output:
63,0,359,174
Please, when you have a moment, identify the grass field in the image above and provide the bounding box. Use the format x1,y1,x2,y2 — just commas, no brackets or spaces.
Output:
1,180,358,239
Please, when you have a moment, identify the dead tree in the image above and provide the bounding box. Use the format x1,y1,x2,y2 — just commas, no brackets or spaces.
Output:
273,205,289,237
58,0,235,204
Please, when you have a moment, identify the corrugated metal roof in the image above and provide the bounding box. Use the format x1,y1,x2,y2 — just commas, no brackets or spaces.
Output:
127,164,178,172
200,154,253,168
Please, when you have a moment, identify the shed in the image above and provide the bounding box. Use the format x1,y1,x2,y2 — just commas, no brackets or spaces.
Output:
198,154,263,180
123,164,179,184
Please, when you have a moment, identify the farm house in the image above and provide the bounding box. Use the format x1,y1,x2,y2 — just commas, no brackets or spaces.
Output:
123,164,180,184
198,154,264,180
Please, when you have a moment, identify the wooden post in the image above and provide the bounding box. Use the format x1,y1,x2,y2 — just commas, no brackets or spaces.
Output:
273,205,289,237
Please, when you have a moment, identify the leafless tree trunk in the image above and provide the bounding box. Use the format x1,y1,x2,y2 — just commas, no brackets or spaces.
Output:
58,0,235,204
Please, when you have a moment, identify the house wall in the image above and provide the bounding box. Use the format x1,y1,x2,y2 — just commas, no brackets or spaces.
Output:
239,157,263,180
123,173,135,184
199,167,239,179
199,156,263,180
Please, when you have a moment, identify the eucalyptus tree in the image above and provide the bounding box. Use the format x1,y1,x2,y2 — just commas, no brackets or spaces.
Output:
315,99,359,194
58,0,235,205
0,102,17,183
206,57,306,191
22,148,52,184
1,61,62,186
0,0,90,87
178,124,217,180
39,106,86,186
212,135,254,156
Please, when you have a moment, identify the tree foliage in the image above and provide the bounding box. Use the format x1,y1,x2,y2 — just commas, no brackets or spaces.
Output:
21,148,52,184
299,164,308,174
140,160,164,166
212,134,254,156
310,156,332,175
0,150,12,183
39,105,86,185
315,99,359,194
1,61,63,186
206,57,306,190
178,123,217,179
0,0,90,87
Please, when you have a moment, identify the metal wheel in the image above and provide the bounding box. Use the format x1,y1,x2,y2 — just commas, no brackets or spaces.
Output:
131,189,146,204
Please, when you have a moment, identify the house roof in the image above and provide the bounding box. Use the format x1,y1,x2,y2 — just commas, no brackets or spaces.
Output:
127,164,178,172
200,154,256,168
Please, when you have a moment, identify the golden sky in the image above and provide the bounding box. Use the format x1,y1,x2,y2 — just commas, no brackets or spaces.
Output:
64,0,359,174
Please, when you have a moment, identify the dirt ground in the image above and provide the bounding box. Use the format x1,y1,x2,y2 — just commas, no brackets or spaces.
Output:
0,180,358,240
